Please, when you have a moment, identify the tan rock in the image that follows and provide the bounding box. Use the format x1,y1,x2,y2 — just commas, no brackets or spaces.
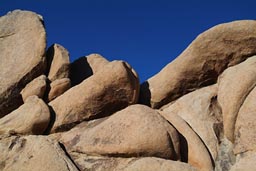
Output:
68,153,135,171
20,75,47,102
49,61,139,133
47,117,109,143
70,53,109,86
48,78,71,101
160,84,222,160
218,56,256,142
61,104,180,160
47,44,70,81
124,157,197,171
0,10,46,117
0,96,50,135
234,86,256,154
140,20,256,109
0,135,78,171
86,53,110,73
230,152,256,171
159,111,213,171
68,153,197,171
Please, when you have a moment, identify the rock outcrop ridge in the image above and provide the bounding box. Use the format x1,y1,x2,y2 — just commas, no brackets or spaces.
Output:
0,10,256,171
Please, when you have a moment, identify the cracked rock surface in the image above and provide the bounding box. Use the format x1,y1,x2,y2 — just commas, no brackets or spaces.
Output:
0,135,78,171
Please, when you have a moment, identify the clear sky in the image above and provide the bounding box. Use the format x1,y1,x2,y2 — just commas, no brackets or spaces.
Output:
1,0,255,82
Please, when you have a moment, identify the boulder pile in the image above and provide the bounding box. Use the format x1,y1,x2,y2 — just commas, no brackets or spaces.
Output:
0,10,256,171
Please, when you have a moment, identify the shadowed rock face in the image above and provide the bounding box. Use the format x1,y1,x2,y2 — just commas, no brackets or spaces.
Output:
140,20,256,109
0,10,46,117
1,9,256,171
70,54,109,86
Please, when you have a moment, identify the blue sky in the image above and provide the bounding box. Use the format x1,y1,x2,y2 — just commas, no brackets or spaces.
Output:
1,0,255,82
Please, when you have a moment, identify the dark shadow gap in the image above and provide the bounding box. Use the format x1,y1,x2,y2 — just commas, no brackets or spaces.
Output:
70,56,93,86
59,142,81,171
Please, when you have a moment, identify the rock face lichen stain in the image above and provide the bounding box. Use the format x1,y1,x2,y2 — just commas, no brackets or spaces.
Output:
0,10,256,171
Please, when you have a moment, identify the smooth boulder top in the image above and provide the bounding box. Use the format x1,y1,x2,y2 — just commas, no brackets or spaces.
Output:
61,104,180,160
0,10,46,117
140,20,256,109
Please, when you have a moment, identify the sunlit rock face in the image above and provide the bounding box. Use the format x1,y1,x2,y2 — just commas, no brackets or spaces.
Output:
1,10,256,171
0,10,46,117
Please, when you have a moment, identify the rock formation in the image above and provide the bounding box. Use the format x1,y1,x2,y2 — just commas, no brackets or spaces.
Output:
20,75,47,102
60,105,180,160
0,9,256,171
0,135,78,171
49,60,139,133
0,96,50,135
0,10,46,117
140,20,256,109
70,53,109,86
46,43,70,82
48,78,71,101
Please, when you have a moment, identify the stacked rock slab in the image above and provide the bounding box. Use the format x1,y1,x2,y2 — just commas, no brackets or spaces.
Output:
48,78,71,101
0,10,46,117
46,44,71,101
140,20,256,109
49,61,140,133
0,96,50,135
60,105,180,160
20,75,47,102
